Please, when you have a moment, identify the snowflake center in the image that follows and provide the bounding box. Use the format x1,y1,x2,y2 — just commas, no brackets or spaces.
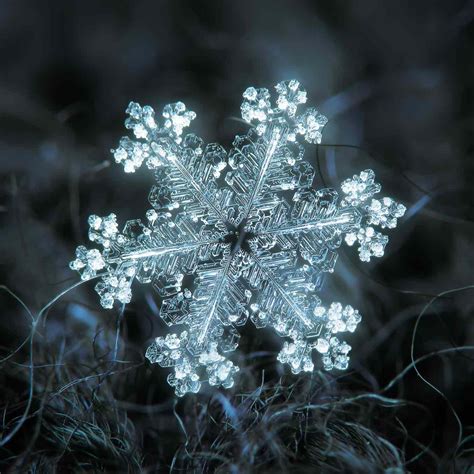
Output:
225,221,255,253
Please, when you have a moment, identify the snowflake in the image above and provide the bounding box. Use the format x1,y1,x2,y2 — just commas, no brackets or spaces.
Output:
70,80,406,396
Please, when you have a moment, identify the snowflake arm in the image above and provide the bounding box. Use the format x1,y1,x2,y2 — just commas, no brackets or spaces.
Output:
256,171,406,267
113,101,229,223
246,248,318,331
185,248,248,354
234,122,290,224
228,80,328,227
70,211,225,308
144,249,246,395
246,248,361,374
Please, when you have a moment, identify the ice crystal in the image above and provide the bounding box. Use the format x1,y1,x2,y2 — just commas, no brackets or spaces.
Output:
70,80,406,396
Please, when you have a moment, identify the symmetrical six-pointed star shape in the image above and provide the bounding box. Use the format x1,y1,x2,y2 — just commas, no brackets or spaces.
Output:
70,80,406,396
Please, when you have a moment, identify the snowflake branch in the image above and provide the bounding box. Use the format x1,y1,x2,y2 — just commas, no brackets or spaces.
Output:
196,261,232,347
249,250,316,330
239,123,288,224
108,238,221,263
260,207,362,237
164,153,229,224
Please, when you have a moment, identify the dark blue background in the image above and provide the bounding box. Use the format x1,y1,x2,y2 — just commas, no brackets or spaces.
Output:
0,1,473,471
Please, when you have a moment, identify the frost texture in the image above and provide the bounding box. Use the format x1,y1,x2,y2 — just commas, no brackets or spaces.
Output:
70,80,406,396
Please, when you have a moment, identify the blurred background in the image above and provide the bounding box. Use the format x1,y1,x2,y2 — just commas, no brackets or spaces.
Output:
0,0,473,472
